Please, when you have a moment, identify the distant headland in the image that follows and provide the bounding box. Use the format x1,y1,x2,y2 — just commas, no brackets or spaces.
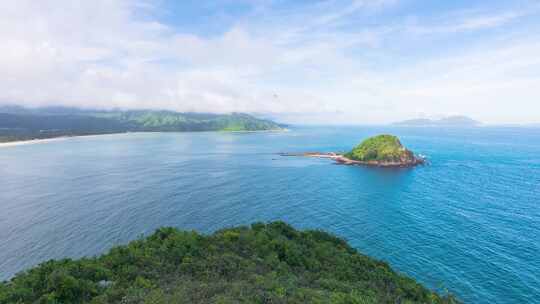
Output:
393,115,480,127
282,134,424,168
0,106,285,143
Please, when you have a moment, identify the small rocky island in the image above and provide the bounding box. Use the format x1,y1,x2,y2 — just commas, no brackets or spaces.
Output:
283,134,425,168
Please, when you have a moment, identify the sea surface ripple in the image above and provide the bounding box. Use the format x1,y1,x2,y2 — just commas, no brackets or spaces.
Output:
1,126,539,303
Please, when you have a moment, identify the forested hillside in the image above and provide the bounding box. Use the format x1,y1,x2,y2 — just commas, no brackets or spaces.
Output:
0,106,284,142
0,222,457,304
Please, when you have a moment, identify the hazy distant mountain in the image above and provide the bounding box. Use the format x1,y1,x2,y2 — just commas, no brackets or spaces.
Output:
0,106,285,143
393,116,481,127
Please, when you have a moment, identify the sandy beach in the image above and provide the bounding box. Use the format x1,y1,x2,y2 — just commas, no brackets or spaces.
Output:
0,137,70,148
0,133,127,148
0,129,289,149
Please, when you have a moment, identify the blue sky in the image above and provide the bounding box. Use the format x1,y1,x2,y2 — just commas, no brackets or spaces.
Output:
1,0,539,124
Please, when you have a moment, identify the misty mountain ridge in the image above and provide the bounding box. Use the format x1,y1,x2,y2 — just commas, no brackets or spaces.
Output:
393,115,481,127
0,105,267,119
0,105,285,143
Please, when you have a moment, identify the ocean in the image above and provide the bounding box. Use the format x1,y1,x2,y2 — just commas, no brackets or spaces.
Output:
1,126,539,303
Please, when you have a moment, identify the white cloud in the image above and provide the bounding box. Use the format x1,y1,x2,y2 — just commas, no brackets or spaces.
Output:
0,0,539,124
407,10,528,34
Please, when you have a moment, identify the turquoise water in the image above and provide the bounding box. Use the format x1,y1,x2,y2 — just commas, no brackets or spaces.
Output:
1,127,539,303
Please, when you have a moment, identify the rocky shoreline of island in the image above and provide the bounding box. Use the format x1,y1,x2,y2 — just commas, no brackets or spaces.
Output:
280,134,426,168
280,151,425,168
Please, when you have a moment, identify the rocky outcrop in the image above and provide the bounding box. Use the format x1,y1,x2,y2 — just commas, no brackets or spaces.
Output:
280,135,425,168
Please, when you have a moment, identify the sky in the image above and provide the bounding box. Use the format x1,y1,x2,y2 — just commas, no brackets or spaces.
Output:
1,0,540,124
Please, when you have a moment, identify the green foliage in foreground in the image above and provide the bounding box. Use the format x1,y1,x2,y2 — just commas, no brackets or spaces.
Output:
345,134,414,162
0,222,457,304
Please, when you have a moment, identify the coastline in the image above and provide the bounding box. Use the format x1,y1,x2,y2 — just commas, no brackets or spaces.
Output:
0,137,70,148
219,128,289,133
0,133,132,148
0,129,288,148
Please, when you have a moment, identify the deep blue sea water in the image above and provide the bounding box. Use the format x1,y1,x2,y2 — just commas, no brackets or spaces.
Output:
1,126,539,303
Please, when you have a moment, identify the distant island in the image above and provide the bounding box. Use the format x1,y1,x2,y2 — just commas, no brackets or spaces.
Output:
282,134,424,168
393,116,480,127
0,221,456,303
0,106,285,143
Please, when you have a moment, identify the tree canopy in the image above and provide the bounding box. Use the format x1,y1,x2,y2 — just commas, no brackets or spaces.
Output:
0,221,457,304
345,135,414,162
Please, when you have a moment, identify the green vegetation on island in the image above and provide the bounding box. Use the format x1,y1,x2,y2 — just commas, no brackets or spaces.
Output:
0,222,456,304
344,135,421,166
0,106,284,143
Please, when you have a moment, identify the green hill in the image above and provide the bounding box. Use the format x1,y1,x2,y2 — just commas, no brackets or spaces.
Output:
0,106,284,143
0,222,457,304
345,135,416,163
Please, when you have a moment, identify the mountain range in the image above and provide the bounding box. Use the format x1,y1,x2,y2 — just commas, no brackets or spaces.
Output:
0,106,285,143
393,116,481,127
